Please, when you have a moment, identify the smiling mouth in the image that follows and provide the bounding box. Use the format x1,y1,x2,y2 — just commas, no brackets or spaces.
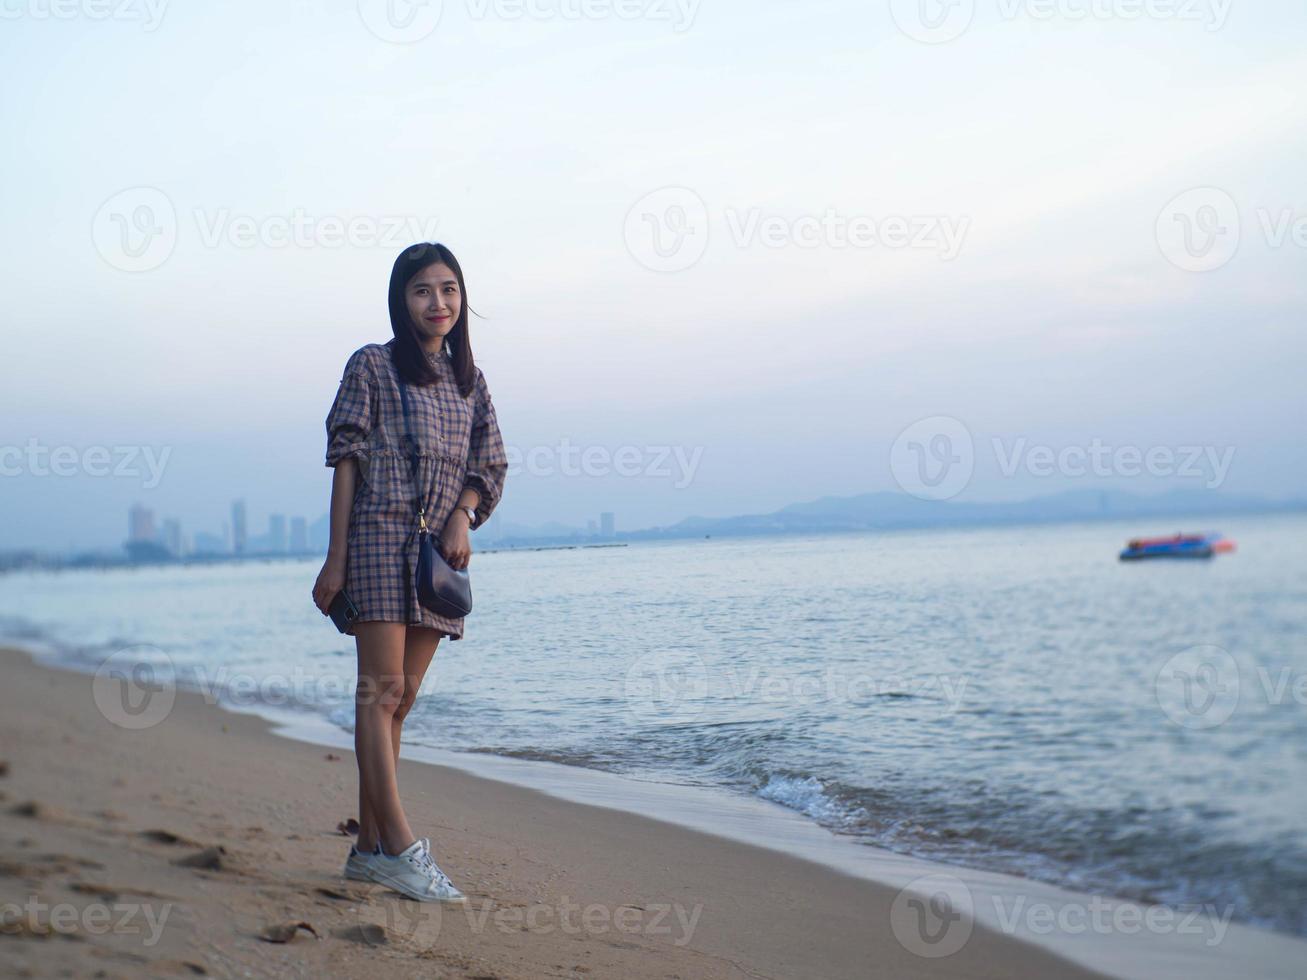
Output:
425,314,451,322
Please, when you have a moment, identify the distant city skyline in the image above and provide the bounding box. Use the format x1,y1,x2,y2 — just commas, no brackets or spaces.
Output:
88,497,609,562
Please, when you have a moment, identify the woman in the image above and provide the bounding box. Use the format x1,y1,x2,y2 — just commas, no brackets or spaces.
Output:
312,242,508,902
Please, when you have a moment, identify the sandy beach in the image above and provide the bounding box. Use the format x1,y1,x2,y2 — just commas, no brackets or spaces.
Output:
0,644,1113,979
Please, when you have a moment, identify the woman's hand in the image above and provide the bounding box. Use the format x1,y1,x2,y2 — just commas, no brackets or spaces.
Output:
439,510,472,570
313,554,347,614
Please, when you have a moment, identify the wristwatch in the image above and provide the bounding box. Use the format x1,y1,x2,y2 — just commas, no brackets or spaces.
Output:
460,506,478,529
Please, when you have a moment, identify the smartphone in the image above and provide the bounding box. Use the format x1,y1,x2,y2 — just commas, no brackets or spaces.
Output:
328,589,361,633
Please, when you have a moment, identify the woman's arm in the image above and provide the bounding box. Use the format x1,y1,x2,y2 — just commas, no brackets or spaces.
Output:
316,349,376,613
440,486,478,571
313,456,357,614
326,456,358,563
440,368,507,570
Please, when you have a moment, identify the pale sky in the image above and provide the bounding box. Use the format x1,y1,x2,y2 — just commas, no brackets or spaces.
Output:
2,0,1305,551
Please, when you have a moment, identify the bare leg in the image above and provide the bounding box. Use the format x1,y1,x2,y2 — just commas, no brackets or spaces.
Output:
354,625,442,854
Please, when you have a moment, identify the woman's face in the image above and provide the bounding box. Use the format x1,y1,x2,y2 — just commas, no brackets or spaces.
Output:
405,262,462,346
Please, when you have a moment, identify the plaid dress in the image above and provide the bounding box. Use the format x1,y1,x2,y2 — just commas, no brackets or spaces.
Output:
324,339,508,640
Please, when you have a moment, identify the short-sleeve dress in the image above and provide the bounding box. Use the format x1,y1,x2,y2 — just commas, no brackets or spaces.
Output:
324,340,508,640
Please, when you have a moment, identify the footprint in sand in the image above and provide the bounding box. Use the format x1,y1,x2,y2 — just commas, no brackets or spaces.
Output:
139,828,202,848
69,881,176,901
10,800,66,820
172,846,228,871
333,922,389,945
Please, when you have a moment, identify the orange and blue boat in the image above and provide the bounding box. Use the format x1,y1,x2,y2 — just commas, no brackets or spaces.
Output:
1119,532,1236,561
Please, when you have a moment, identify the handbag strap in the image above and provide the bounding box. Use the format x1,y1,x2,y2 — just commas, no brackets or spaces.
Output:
395,373,429,535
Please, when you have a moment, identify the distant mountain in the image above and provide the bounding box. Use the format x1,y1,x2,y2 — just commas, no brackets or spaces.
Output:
616,489,1307,542
435,489,1307,549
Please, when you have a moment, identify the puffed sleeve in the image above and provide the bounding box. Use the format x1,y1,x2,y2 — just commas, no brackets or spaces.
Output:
463,366,508,528
325,348,377,467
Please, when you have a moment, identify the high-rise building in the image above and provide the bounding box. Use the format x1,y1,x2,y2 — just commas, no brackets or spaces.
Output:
289,516,307,553
309,513,330,553
161,518,182,557
232,500,247,555
129,504,155,543
600,511,615,537
269,514,287,553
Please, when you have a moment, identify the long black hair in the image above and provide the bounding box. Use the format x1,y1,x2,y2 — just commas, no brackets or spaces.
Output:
387,242,478,398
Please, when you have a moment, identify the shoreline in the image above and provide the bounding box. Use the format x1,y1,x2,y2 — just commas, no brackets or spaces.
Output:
0,643,1121,979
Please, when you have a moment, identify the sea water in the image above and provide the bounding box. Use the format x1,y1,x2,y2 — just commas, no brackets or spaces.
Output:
3,512,1304,936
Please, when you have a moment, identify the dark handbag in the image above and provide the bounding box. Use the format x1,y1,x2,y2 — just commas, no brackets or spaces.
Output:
397,375,473,619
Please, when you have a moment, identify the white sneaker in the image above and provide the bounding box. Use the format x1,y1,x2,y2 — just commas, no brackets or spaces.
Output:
367,837,466,903
413,837,467,904
342,843,375,882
